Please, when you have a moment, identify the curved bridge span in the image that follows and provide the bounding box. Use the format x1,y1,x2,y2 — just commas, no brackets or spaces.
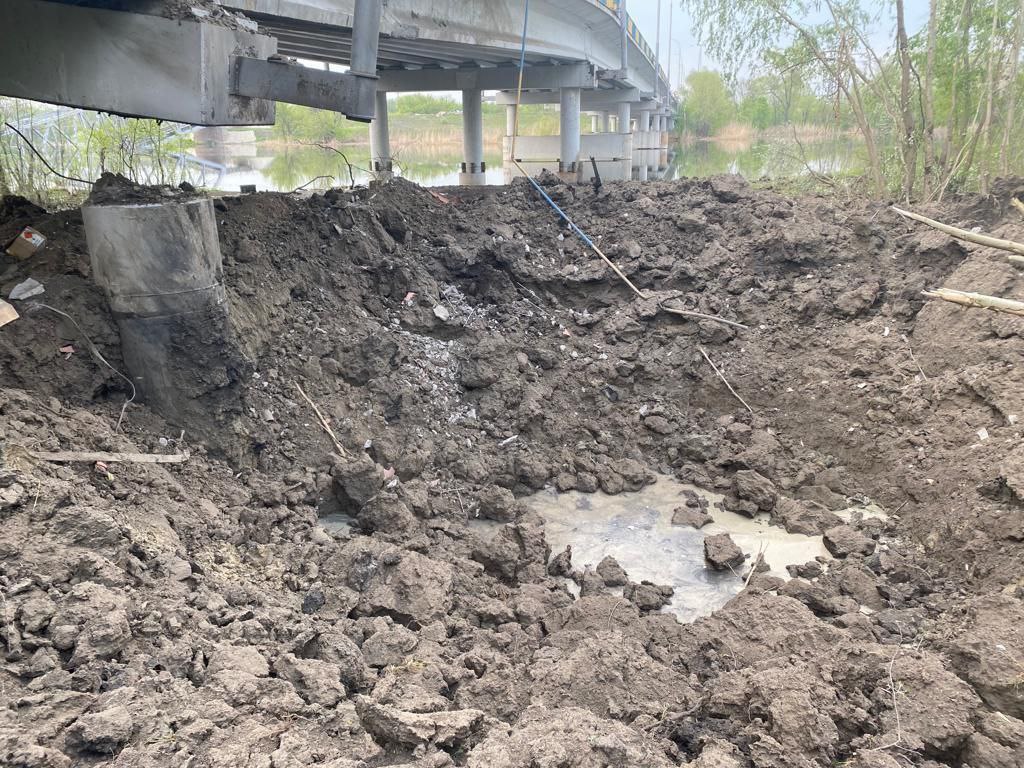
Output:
0,0,676,183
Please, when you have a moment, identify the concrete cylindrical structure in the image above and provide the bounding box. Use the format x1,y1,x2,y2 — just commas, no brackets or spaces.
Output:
504,103,518,165
82,196,242,440
658,114,669,170
505,104,518,138
617,101,632,180
460,88,486,185
638,109,651,181
369,90,392,177
590,114,599,134
559,86,581,178
600,111,610,133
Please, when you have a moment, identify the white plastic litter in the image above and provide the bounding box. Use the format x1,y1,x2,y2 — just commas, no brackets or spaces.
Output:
9,278,44,301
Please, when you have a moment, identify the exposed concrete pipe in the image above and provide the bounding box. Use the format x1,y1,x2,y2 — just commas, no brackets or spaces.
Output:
82,197,242,441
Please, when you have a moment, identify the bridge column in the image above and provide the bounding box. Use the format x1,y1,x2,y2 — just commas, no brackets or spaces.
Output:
504,103,518,165
600,111,610,133
617,101,633,180
369,90,392,178
460,88,486,185
638,110,651,181
662,114,672,170
559,87,581,180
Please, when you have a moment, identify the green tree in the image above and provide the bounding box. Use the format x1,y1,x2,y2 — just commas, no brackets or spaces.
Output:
679,70,736,136
737,76,775,128
684,0,1024,199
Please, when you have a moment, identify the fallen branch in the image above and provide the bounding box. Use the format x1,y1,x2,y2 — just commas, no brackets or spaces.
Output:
698,346,753,414
292,175,334,193
659,301,748,330
892,206,1024,264
922,288,1024,317
295,383,349,457
30,450,188,464
1012,197,1024,219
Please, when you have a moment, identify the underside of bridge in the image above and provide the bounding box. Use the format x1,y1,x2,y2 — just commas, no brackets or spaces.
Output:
0,0,677,185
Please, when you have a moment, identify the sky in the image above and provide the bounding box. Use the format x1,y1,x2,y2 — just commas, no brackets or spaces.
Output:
627,0,933,90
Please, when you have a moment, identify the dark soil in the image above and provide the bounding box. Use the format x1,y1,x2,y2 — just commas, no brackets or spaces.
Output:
0,172,1022,767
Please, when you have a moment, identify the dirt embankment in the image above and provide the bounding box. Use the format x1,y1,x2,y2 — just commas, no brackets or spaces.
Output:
0,173,1022,767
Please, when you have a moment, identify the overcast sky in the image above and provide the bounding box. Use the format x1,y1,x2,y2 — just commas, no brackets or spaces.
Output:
627,0,933,90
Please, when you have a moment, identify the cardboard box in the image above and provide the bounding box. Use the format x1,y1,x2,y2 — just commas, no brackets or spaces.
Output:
6,227,46,260
0,299,18,328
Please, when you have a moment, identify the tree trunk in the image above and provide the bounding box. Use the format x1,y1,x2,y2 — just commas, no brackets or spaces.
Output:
999,0,1024,175
946,0,974,166
978,0,1002,195
922,0,938,199
896,0,917,200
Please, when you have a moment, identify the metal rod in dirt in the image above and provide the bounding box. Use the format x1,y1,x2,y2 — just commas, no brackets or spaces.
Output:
698,347,753,413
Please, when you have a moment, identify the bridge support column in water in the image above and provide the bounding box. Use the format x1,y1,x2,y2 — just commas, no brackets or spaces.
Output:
637,109,651,181
505,105,518,150
658,114,669,170
82,196,244,443
559,87,582,180
460,88,486,185
369,90,393,179
618,101,633,180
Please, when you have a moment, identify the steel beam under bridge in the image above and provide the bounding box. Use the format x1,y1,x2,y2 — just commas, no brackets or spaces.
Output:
377,63,596,93
495,88,640,109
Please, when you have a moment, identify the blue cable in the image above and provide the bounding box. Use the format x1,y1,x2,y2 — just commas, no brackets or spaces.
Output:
513,0,601,254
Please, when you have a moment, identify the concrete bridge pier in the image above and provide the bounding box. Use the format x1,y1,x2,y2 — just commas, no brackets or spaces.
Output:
369,91,392,179
601,111,611,133
617,101,633,181
658,115,669,170
504,104,518,167
460,89,487,185
559,87,582,180
636,109,651,181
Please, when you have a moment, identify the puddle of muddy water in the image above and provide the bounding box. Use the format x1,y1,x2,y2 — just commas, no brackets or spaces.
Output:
319,513,355,535
525,477,829,623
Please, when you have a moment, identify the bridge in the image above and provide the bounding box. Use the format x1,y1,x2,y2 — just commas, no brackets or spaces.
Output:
0,0,676,184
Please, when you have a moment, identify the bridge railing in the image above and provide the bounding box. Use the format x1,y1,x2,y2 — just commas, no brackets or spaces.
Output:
589,0,672,98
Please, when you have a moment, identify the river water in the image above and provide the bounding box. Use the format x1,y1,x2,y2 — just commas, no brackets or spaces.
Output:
189,131,867,193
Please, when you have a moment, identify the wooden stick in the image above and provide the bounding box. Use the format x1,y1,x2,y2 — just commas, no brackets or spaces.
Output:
922,288,1024,317
1011,197,1024,219
30,450,188,464
659,301,749,330
892,206,1024,263
698,346,754,413
295,383,349,457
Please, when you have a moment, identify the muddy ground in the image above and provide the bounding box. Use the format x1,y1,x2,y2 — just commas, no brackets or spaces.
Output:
0,172,1022,767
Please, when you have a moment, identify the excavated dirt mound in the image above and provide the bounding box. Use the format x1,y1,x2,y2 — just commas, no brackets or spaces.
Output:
0,173,1022,767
